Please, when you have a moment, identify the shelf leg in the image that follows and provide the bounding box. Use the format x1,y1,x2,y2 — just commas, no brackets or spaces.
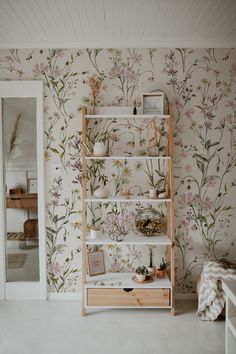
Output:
82,307,86,317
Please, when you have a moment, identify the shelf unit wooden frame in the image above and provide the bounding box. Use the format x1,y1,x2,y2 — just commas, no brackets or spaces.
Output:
81,107,175,316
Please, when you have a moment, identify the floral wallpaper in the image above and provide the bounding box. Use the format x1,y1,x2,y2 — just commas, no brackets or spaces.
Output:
0,48,235,294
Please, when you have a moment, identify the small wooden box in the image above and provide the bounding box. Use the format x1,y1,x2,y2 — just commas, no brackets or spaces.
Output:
24,219,38,239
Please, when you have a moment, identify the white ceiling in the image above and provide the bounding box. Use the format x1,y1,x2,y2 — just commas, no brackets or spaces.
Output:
0,0,235,48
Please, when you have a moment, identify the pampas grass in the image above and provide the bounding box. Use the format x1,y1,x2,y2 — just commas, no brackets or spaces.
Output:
8,113,21,157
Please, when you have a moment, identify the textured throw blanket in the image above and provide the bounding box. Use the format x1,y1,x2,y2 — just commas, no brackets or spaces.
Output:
197,261,236,321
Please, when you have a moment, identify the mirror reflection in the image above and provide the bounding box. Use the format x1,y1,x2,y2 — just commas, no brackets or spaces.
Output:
3,97,39,282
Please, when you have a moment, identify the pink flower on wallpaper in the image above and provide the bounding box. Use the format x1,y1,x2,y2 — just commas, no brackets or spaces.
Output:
205,120,213,129
124,69,140,82
48,262,62,275
52,65,62,78
184,163,192,173
184,108,194,119
174,139,183,146
109,65,125,79
201,56,210,63
178,192,199,208
181,218,189,227
202,196,213,211
222,114,233,125
33,62,48,77
55,49,65,58
180,151,189,159
229,63,236,78
225,99,236,109
173,97,183,110
104,214,119,225
130,50,142,64
175,124,185,134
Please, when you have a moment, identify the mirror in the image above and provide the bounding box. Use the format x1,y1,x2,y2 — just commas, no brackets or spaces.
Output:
3,97,39,282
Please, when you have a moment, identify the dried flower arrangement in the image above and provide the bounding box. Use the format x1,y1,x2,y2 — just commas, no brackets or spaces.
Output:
8,113,21,159
87,75,103,114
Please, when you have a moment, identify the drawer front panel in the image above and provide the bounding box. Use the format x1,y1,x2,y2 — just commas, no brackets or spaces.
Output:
87,288,170,307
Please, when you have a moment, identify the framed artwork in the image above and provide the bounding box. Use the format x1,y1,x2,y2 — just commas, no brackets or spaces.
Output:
27,178,38,194
142,92,164,114
87,251,105,276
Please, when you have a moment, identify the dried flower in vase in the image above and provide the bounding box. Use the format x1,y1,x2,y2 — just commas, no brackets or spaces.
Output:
8,113,21,156
87,75,103,114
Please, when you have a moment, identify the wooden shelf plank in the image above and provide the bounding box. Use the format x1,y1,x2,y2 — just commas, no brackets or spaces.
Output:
86,272,172,289
85,196,172,203
86,233,172,246
85,114,170,119
85,155,171,160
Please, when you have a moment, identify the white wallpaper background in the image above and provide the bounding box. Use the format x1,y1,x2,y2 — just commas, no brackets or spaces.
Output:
0,48,235,293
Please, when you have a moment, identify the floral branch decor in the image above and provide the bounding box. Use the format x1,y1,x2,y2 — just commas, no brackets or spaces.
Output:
42,49,85,169
164,49,236,292
46,177,81,292
104,202,136,242
108,245,142,272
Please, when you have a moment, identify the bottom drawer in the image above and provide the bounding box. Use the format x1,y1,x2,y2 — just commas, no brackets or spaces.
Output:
87,288,170,307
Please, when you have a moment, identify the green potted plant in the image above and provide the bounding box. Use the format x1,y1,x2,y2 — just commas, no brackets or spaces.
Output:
156,258,170,278
147,246,156,276
135,266,149,282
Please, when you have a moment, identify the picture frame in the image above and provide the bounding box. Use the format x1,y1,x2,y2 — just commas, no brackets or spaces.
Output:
27,178,38,194
142,92,164,114
87,250,105,276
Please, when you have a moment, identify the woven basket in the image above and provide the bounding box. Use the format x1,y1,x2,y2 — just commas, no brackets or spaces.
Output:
24,219,38,239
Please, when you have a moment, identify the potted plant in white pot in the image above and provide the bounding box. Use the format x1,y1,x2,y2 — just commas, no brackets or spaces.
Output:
135,266,149,282
147,246,156,276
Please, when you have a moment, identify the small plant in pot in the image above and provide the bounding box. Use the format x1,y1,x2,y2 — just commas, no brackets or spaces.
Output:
156,258,170,278
147,246,156,276
135,266,149,282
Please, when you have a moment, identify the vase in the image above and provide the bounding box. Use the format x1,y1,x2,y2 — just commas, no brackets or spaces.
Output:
93,142,107,156
94,186,110,198
90,228,102,239
149,188,157,198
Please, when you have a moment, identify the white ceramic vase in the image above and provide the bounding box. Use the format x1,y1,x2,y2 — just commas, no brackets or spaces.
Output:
90,228,101,239
93,142,107,156
149,189,157,198
94,186,110,198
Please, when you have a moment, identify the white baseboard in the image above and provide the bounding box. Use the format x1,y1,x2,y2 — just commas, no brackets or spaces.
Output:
48,292,82,300
176,293,198,300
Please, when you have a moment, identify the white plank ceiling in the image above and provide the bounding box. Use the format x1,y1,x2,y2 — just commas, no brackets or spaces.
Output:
0,0,235,48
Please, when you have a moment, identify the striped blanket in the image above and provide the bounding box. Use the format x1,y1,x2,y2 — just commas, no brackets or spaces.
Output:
197,261,236,321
